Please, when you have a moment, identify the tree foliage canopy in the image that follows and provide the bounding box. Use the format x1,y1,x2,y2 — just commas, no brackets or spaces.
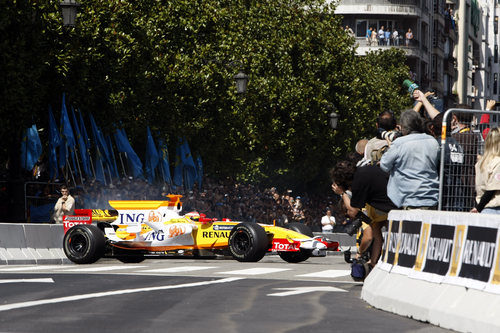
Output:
1,0,411,192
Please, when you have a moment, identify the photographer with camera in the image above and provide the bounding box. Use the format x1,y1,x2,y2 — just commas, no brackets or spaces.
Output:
330,158,396,269
380,110,440,209
359,110,399,166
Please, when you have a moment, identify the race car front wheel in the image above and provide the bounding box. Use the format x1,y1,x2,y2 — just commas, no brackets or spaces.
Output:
278,249,312,263
228,223,268,262
278,223,313,263
63,224,106,264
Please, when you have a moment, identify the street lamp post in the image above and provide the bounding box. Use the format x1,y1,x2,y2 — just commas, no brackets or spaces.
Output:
60,0,80,27
327,104,339,130
233,71,249,94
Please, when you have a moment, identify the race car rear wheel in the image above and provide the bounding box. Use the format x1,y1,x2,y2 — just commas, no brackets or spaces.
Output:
278,223,313,263
113,247,146,263
63,224,106,264
228,223,268,262
116,255,145,263
286,222,313,237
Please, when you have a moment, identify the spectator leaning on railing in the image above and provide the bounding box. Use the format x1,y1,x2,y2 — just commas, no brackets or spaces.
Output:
471,128,500,214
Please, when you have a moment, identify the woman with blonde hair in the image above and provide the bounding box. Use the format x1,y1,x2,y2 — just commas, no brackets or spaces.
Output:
472,128,500,214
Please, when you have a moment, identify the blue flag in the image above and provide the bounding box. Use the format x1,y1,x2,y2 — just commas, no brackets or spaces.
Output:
94,153,106,184
59,94,76,171
195,155,203,190
49,106,61,148
180,138,197,190
78,110,91,151
20,124,42,171
157,139,172,185
60,94,76,148
89,114,111,166
173,140,183,187
71,107,92,178
48,107,61,179
113,128,144,179
145,127,159,184
106,135,119,179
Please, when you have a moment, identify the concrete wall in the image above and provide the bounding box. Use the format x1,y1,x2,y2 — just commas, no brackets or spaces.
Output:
0,223,69,264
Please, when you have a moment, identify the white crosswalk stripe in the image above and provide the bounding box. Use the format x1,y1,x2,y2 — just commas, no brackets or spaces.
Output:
140,266,218,273
217,268,291,275
296,270,351,278
0,265,67,272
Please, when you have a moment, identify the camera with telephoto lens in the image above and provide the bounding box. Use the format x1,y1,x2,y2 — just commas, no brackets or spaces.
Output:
376,127,402,142
345,211,372,236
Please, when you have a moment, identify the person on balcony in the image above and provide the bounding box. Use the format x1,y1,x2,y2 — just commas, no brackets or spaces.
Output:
405,28,413,47
378,26,385,46
366,27,372,46
393,29,399,46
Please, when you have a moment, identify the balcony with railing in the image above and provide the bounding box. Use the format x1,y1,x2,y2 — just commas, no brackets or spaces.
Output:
340,0,420,5
336,0,421,15
355,37,423,57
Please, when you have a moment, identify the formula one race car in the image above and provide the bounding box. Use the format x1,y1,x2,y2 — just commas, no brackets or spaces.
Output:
62,195,338,264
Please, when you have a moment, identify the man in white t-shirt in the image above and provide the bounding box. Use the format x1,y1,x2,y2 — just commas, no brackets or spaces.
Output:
52,185,75,224
321,208,335,232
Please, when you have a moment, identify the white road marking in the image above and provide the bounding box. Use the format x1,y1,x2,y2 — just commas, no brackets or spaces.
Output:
0,277,243,312
267,286,347,297
296,270,351,278
218,268,291,275
62,265,146,272
140,266,217,273
0,266,66,272
0,278,54,284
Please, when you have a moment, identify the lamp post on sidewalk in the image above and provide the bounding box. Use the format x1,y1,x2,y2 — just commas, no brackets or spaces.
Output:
327,103,339,130
234,71,249,94
60,0,80,27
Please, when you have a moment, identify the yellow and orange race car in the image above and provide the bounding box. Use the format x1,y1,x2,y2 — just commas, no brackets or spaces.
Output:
63,195,338,264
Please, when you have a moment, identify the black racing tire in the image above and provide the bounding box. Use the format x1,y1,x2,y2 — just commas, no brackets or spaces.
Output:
285,222,314,237
116,255,145,263
63,224,106,264
278,223,313,263
278,249,312,263
228,223,269,262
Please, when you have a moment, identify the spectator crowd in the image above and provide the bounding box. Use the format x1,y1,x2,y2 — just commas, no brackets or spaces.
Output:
26,176,341,232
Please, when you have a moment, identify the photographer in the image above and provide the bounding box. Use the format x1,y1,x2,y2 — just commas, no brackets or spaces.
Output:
380,110,440,209
330,159,396,267
359,110,398,166
52,185,75,224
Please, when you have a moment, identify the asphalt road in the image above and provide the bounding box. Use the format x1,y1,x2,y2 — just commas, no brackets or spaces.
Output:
0,255,452,333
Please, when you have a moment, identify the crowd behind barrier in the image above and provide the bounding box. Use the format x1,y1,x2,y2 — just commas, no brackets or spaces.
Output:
439,109,500,212
23,177,345,232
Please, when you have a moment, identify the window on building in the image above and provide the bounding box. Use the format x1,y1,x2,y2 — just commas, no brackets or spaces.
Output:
495,16,499,35
495,45,498,63
494,73,498,95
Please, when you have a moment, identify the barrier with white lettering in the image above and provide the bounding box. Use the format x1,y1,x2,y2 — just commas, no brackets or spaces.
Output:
362,210,500,332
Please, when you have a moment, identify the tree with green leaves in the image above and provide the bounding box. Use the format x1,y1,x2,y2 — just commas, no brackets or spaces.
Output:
1,0,410,192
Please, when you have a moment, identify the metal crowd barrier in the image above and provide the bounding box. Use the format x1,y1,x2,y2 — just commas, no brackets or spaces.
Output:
438,108,500,211
24,181,62,222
